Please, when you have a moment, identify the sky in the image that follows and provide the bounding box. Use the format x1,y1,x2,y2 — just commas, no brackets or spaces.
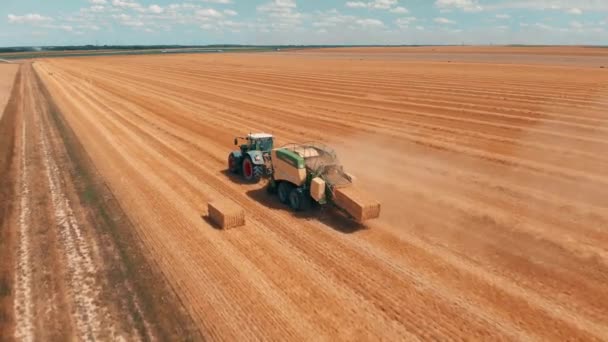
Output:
1,0,607,47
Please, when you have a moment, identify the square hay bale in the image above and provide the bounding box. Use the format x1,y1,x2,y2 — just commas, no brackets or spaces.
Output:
310,177,326,202
208,200,245,229
334,186,381,222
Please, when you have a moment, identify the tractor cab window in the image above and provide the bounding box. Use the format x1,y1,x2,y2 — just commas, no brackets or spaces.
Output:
254,138,273,151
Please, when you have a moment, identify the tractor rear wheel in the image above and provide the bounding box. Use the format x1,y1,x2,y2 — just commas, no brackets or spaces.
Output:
242,156,260,182
289,188,311,211
277,182,293,204
253,165,264,180
228,154,239,174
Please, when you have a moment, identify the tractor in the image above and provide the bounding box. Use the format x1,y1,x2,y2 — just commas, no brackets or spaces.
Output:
228,133,274,182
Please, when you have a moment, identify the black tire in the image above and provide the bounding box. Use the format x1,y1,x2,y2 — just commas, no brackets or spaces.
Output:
228,154,239,174
277,182,292,204
289,188,311,212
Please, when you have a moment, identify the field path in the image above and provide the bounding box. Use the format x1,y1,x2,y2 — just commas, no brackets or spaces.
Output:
33,50,608,340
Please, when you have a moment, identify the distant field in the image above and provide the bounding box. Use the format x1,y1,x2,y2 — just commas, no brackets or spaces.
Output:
307,46,608,56
0,46,283,60
291,46,608,67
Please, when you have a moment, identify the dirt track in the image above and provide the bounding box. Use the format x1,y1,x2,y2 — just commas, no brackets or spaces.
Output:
29,49,608,340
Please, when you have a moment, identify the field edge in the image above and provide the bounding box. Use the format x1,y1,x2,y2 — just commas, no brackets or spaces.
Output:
32,63,202,340
0,65,21,341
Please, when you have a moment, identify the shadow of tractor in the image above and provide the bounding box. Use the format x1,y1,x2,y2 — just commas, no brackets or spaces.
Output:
221,169,366,234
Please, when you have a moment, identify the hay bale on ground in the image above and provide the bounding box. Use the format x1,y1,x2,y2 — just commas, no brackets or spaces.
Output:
334,186,381,222
208,200,245,229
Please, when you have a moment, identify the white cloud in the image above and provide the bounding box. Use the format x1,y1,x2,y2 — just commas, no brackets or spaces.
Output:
224,9,238,16
390,7,409,14
567,8,582,15
218,20,245,28
81,24,101,31
112,0,141,9
496,14,510,19
89,5,106,12
312,13,355,28
435,0,482,12
312,10,392,33
257,0,302,29
395,16,416,28
434,17,456,24
370,0,397,9
570,20,583,28
112,13,131,21
8,13,53,24
124,20,144,27
346,1,367,8
258,0,297,13
538,23,555,30
89,0,107,4
356,18,385,27
111,12,146,27
202,0,232,3
258,0,296,10
148,5,164,14
196,8,223,18
483,1,608,12
32,22,85,34
346,0,398,10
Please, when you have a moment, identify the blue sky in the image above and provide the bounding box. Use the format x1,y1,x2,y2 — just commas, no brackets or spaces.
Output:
1,0,607,47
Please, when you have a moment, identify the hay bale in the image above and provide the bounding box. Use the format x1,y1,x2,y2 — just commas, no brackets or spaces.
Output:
310,177,326,202
334,186,381,222
208,200,245,229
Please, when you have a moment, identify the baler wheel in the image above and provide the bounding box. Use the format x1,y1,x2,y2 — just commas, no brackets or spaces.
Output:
278,182,293,204
289,188,311,211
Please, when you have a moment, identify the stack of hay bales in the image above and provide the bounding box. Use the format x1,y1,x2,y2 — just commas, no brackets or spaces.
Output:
208,199,245,229
334,186,381,222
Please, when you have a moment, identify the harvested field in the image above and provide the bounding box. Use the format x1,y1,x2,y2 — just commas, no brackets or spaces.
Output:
295,46,608,67
10,47,608,340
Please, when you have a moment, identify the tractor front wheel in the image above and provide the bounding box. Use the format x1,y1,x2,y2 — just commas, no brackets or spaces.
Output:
228,154,239,174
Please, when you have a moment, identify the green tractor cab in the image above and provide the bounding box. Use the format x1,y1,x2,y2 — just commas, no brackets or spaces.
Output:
228,133,274,182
